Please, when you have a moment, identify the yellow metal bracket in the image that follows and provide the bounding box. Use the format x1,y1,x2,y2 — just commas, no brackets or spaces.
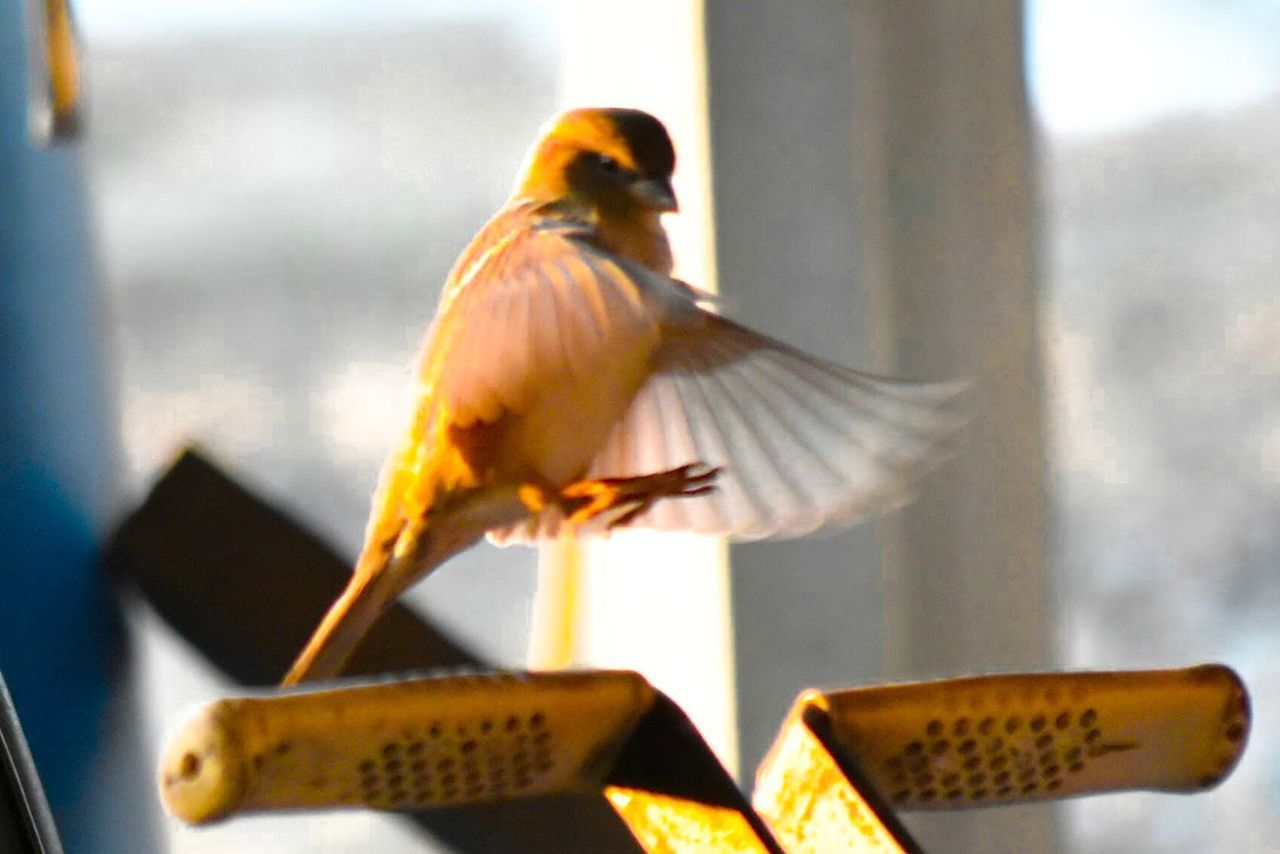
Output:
24,0,81,143
128,452,1252,852
794,665,1249,810
753,665,1249,851
160,670,782,853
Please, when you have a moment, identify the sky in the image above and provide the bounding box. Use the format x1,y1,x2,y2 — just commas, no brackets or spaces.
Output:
1027,0,1280,134
73,0,1280,136
72,0,561,48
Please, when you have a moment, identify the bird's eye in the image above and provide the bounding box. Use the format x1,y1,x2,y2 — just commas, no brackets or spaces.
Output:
595,154,623,175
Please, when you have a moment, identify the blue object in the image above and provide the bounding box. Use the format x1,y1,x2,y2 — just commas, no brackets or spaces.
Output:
1,0,122,847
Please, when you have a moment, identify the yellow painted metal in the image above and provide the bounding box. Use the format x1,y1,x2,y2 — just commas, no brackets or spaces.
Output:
160,663,1250,851
43,0,78,129
25,0,80,141
754,699,912,853
812,664,1249,810
606,786,777,854
159,670,654,823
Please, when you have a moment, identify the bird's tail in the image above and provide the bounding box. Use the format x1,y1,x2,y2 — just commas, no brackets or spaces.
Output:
282,511,453,687
281,483,532,686
280,557,403,686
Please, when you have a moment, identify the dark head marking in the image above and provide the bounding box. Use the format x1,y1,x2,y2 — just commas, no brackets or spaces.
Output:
516,108,678,211
595,108,675,178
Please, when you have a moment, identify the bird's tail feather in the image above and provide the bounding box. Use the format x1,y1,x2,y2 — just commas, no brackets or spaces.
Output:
281,485,530,686
281,561,401,686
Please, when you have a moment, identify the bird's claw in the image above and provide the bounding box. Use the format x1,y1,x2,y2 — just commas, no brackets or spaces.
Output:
558,463,719,531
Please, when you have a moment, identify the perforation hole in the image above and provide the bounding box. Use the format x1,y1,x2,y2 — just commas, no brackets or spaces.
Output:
347,708,558,808
874,702,1127,806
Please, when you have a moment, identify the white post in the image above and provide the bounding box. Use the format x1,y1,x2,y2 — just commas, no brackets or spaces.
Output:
530,0,739,776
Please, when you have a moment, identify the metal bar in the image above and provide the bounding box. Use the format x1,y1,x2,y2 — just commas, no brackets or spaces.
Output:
107,448,640,852
158,669,783,853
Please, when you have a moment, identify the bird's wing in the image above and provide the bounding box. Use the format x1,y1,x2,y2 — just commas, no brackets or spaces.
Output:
364,215,670,544
288,217,670,683
425,217,666,431
488,301,968,544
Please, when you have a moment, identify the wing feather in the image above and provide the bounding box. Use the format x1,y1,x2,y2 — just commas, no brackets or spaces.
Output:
430,218,663,429
490,304,967,543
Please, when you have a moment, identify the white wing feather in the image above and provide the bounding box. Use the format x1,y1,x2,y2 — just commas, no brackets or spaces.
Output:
488,285,968,543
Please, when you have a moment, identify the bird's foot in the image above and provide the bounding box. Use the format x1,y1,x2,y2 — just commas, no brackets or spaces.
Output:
557,463,719,531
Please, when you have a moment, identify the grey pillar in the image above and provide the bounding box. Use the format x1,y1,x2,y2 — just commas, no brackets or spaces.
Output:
705,0,887,779
854,2,1057,851
707,1,1057,850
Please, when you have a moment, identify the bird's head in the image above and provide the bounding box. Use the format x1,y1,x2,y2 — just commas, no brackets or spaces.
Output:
514,108,678,215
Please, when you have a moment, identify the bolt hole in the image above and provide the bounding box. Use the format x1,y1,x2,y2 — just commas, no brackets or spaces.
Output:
178,752,201,780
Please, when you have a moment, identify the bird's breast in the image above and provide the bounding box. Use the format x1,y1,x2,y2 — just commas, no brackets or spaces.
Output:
594,211,673,276
501,342,654,487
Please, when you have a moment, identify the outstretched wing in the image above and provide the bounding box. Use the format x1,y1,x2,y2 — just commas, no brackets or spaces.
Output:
489,305,968,544
424,213,665,431
363,210,674,553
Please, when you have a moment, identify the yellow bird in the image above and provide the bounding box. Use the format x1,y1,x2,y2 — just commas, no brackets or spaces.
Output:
283,108,964,685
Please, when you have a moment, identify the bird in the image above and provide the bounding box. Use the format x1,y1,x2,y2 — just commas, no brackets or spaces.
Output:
281,107,965,685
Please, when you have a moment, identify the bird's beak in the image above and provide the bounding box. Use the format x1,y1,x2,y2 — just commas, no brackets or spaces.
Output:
629,177,679,213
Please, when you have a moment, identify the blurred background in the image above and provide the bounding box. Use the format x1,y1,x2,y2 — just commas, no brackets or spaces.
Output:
2,0,1278,851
